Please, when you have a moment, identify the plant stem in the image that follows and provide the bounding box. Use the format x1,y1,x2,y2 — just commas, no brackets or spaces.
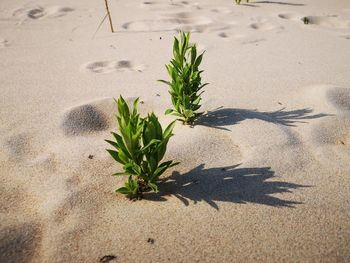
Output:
104,0,115,33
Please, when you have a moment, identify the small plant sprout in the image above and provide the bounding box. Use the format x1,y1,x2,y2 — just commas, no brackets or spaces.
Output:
160,32,208,125
302,17,310,25
235,0,249,4
106,96,178,199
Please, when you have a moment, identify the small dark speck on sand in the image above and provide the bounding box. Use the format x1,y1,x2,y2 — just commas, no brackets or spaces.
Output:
147,238,155,244
337,140,345,145
156,94,160,97
100,255,117,263
140,101,145,104
160,37,162,40
278,102,282,105
88,155,94,159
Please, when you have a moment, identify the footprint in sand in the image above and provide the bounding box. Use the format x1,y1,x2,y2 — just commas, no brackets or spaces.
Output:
168,126,243,168
278,13,300,20
340,34,350,40
0,223,42,263
313,116,350,147
241,38,266,45
247,16,284,32
0,184,36,214
278,13,350,29
0,38,9,48
304,86,350,172
218,32,229,38
326,87,350,112
3,133,34,161
123,11,213,33
2,132,58,171
310,116,350,172
60,97,153,136
83,60,145,74
12,6,74,21
123,11,234,33
211,7,232,14
61,104,110,136
141,1,201,10
249,20,284,31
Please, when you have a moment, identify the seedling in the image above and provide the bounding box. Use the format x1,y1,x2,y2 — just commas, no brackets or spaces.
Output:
302,17,310,25
106,96,178,199
235,0,249,4
160,32,208,125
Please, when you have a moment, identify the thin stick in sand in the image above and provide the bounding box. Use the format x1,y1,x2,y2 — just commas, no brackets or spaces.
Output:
92,14,108,39
104,0,114,33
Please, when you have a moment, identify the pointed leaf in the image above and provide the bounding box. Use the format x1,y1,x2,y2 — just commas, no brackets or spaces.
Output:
165,108,174,115
163,120,176,139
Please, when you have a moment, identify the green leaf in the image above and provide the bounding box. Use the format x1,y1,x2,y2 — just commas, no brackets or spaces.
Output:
132,97,140,116
116,187,130,194
147,155,158,174
194,53,203,69
105,139,119,149
112,132,132,159
112,172,129,176
124,162,141,175
154,160,180,178
118,150,130,165
190,45,197,64
148,182,158,193
117,96,130,121
132,162,142,175
141,138,161,152
107,149,125,164
158,79,172,86
163,120,176,139
165,108,174,115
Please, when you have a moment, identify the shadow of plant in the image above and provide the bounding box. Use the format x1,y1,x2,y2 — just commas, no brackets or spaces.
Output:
144,164,309,210
196,107,329,130
252,1,305,6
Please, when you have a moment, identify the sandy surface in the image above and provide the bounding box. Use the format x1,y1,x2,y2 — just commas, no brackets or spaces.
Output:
1,0,350,262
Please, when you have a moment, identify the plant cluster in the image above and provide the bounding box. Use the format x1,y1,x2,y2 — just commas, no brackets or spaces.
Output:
302,17,310,25
235,0,249,4
107,32,208,199
160,32,208,125
106,96,178,198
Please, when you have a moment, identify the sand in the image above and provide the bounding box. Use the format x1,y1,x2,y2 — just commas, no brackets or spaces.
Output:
1,0,350,262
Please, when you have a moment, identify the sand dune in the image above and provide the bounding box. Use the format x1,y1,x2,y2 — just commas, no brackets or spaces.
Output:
1,0,350,262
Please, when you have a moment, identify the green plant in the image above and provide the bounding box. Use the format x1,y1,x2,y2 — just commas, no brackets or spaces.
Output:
106,96,178,199
302,17,310,24
159,32,208,125
235,0,249,4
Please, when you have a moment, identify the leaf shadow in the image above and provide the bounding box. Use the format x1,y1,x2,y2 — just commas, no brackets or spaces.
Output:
251,1,305,6
144,164,310,210
196,107,330,131
241,3,260,7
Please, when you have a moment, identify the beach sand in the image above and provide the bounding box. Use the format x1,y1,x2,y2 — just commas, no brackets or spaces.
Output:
1,0,350,262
